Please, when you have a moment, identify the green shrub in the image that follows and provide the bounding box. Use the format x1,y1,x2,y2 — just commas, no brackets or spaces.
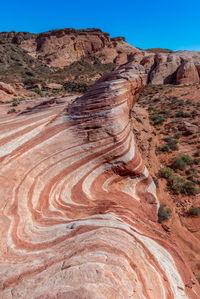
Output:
158,205,172,223
7,108,17,114
63,81,89,93
188,206,200,217
32,88,43,96
193,151,200,157
159,167,174,179
185,168,198,176
157,144,170,153
158,138,179,153
11,101,19,106
173,111,191,118
194,158,200,165
170,153,194,171
159,167,198,195
11,97,24,107
181,181,197,195
169,176,185,194
147,106,155,112
167,138,179,151
150,114,166,126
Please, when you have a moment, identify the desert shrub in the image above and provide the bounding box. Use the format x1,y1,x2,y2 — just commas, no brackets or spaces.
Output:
158,205,172,223
11,97,23,106
188,206,200,217
159,167,174,179
160,110,171,116
170,153,194,171
157,144,170,153
7,108,17,114
23,77,41,86
193,158,200,165
150,114,166,126
173,111,191,118
158,138,179,153
63,81,89,93
169,176,185,194
185,168,198,176
181,181,197,195
187,176,200,185
159,167,198,195
147,106,155,112
167,138,179,150
32,88,43,96
11,101,19,106
193,151,200,157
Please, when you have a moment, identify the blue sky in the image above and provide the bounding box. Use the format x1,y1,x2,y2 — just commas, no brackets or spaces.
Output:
1,0,200,50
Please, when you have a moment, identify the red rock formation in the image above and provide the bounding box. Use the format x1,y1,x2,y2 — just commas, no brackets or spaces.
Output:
0,81,34,102
147,54,182,84
1,29,200,86
0,63,199,298
176,61,200,85
0,29,140,68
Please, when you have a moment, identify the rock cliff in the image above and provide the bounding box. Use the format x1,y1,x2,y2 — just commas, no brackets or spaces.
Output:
1,28,200,88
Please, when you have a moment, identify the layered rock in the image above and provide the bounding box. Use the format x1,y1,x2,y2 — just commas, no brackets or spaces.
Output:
0,63,199,298
0,29,140,68
1,28,200,86
0,81,34,101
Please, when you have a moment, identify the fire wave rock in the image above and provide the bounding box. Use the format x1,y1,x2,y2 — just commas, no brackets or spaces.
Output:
0,63,199,298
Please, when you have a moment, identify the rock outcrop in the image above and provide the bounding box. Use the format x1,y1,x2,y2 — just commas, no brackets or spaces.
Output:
147,54,182,84
0,29,140,68
176,61,200,85
0,81,34,101
0,63,199,298
1,28,200,87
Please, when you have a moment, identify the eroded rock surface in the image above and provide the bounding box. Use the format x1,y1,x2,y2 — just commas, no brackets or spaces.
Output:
176,61,200,85
1,28,200,87
0,63,199,298
0,81,34,102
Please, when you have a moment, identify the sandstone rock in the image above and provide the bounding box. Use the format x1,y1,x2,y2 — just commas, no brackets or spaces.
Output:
0,81,16,95
148,54,181,84
1,29,200,87
195,64,200,76
12,29,141,68
0,63,199,298
180,121,199,136
45,83,63,90
176,61,200,85
140,54,155,73
0,81,35,102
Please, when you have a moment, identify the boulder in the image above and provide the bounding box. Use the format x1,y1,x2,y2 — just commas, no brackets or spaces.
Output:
176,61,200,85
45,83,63,90
0,81,17,95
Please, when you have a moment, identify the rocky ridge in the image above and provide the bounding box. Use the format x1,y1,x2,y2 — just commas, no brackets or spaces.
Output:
1,28,200,90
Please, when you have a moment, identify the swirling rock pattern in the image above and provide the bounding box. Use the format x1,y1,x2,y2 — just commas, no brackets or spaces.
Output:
0,63,199,298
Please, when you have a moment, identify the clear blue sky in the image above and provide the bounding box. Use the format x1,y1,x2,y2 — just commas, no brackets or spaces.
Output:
1,0,200,51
